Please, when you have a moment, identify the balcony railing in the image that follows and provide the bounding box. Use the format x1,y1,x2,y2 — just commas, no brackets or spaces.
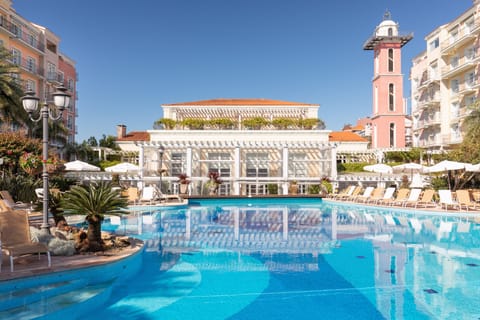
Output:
441,17,480,55
0,19,45,52
441,56,478,79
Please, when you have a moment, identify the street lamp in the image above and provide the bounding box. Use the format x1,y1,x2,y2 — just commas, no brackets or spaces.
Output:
158,145,165,193
22,86,71,234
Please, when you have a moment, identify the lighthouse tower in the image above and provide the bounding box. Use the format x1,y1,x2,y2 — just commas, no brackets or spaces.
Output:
363,12,412,148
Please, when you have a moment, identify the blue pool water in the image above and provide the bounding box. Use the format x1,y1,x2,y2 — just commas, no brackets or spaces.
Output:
5,198,480,319
92,198,480,319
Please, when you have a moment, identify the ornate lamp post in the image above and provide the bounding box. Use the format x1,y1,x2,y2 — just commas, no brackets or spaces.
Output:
22,86,71,233
158,145,165,193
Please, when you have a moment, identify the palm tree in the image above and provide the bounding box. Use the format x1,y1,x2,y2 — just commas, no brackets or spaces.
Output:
61,182,128,251
0,47,28,128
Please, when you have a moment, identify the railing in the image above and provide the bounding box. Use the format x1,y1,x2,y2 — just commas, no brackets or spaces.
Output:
441,17,480,54
0,19,45,52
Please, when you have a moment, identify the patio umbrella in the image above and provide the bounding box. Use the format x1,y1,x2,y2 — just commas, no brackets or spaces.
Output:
363,163,393,187
105,162,140,173
425,160,470,173
64,160,100,171
363,163,393,174
466,163,480,172
392,162,428,181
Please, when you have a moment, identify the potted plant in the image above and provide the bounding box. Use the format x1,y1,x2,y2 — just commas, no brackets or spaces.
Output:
178,173,191,194
61,181,128,252
206,171,222,195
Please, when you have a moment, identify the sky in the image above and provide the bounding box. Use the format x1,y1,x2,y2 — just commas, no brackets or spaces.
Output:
13,0,474,142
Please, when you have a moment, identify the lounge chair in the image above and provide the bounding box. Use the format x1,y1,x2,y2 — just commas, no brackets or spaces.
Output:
140,186,156,204
378,188,408,206
456,190,478,211
412,189,436,209
336,186,358,200
362,187,385,204
0,210,51,272
372,187,396,205
438,190,459,211
125,187,140,205
153,185,183,203
0,190,31,210
344,186,363,201
333,185,354,200
353,186,375,202
400,188,422,207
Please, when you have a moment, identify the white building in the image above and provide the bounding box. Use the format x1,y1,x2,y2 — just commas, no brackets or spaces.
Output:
410,0,480,150
116,98,337,196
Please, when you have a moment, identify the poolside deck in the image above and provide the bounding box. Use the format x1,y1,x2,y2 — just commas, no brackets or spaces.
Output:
0,239,143,282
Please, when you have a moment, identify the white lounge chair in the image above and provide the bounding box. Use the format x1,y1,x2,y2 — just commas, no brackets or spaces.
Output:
438,190,459,211
372,187,395,204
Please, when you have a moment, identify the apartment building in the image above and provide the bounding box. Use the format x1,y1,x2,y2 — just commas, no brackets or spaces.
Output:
410,0,480,150
0,0,77,145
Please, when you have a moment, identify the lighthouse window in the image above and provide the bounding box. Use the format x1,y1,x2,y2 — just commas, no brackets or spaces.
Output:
388,49,394,72
389,83,395,111
389,123,395,147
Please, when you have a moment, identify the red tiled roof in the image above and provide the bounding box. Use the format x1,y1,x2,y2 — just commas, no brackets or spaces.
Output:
329,131,368,142
351,125,364,131
116,131,150,142
163,98,318,106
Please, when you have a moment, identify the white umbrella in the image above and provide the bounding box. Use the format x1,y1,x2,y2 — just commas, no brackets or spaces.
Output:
64,160,100,171
466,163,480,172
363,163,393,188
425,160,470,173
105,162,140,173
363,163,393,174
392,162,428,174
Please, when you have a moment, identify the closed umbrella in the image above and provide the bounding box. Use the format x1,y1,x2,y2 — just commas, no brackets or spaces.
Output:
64,160,100,171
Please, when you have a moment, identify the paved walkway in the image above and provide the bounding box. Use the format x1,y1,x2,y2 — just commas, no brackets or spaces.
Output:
0,239,143,282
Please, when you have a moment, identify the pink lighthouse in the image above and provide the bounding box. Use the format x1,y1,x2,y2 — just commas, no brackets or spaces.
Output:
363,12,412,148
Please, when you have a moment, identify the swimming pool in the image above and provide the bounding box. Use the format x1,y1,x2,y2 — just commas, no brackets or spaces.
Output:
6,198,480,319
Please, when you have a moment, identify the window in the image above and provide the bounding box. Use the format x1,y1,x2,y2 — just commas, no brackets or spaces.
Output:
389,123,395,147
26,57,36,73
47,62,56,81
465,95,477,107
388,49,394,72
68,79,74,91
450,27,459,44
388,28,393,36
428,38,439,51
288,153,306,177
429,63,438,80
451,79,459,93
450,55,459,69
58,72,64,84
451,102,459,118
389,83,395,111
465,46,476,61
246,153,268,177
465,71,476,88
11,48,21,65
170,152,185,176
25,80,35,93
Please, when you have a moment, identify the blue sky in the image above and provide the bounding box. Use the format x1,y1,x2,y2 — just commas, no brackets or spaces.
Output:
14,0,473,142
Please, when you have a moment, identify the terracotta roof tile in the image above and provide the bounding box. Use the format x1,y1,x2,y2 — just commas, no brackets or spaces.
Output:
329,131,368,142
163,98,318,106
117,131,150,142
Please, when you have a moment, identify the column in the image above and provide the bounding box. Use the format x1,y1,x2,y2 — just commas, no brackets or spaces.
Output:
234,146,241,195
282,146,289,195
138,144,145,190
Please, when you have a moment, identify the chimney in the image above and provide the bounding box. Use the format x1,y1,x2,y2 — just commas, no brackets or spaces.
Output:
116,124,126,139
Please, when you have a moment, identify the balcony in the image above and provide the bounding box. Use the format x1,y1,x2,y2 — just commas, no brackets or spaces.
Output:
416,74,441,91
0,19,45,52
441,56,478,79
441,17,480,56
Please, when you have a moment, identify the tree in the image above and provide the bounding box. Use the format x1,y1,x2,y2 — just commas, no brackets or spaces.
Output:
271,118,295,129
99,134,120,150
61,182,128,252
86,136,98,146
181,118,206,129
154,118,176,130
242,117,269,130
0,47,28,128
208,118,235,129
